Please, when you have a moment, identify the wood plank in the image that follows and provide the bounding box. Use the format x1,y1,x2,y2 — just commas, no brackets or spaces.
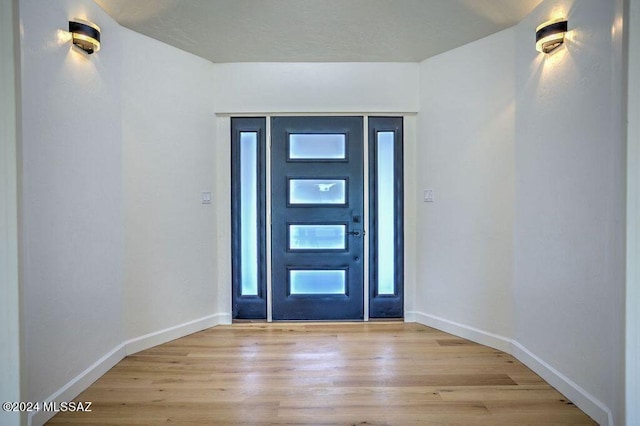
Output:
46,323,596,425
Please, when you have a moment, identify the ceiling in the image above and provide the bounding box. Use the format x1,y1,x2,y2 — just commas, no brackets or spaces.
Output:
94,0,543,63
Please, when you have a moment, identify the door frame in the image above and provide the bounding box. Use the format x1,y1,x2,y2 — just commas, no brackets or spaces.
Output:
228,113,409,322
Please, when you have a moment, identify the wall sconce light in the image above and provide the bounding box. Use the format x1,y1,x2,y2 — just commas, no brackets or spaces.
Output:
536,18,568,54
68,19,101,54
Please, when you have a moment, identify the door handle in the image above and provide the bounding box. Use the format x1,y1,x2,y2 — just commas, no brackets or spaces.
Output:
347,230,365,237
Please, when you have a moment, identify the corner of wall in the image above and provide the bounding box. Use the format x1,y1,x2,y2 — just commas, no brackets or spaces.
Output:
1,0,22,424
414,24,516,341
121,23,219,341
626,0,640,423
402,115,418,317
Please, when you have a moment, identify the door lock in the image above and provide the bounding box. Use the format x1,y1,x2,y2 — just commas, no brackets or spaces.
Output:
347,230,365,237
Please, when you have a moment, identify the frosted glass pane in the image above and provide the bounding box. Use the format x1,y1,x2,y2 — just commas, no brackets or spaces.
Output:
290,270,346,295
240,132,258,296
289,134,346,159
289,179,346,204
289,225,346,250
377,132,395,295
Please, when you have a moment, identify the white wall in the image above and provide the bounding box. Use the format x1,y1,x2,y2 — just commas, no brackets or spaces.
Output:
212,62,420,321
1,1,21,425
19,0,125,411
416,0,626,424
213,62,419,114
415,28,516,344
627,0,640,423
121,29,219,341
14,1,630,424
213,117,232,319
402,115,418,318
18,2,223,424
513,0,626,423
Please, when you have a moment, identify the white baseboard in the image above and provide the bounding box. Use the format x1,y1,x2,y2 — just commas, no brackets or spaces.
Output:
29,344,126,426
406,310,613,426
30,311,613,426
125,312,231,355
29,312,230,426
511,341,613,426
407,311,512,352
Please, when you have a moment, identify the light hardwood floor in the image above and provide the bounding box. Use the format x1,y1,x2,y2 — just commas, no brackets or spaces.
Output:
48,322,596,425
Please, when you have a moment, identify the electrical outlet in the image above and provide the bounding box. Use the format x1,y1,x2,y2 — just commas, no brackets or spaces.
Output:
424,189,434,202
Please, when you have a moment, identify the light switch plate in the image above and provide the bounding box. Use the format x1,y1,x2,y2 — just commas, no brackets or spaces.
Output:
424,189,434,202
202,191,212,204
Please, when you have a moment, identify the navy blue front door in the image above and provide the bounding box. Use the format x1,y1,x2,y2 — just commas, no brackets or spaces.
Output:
271,116,364,320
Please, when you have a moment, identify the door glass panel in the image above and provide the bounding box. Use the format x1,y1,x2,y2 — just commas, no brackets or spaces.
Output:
377,132,395,295
289,134,346,159
240,131,259,296
290,270,346,295
289,179,346,205
289,224,346,250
